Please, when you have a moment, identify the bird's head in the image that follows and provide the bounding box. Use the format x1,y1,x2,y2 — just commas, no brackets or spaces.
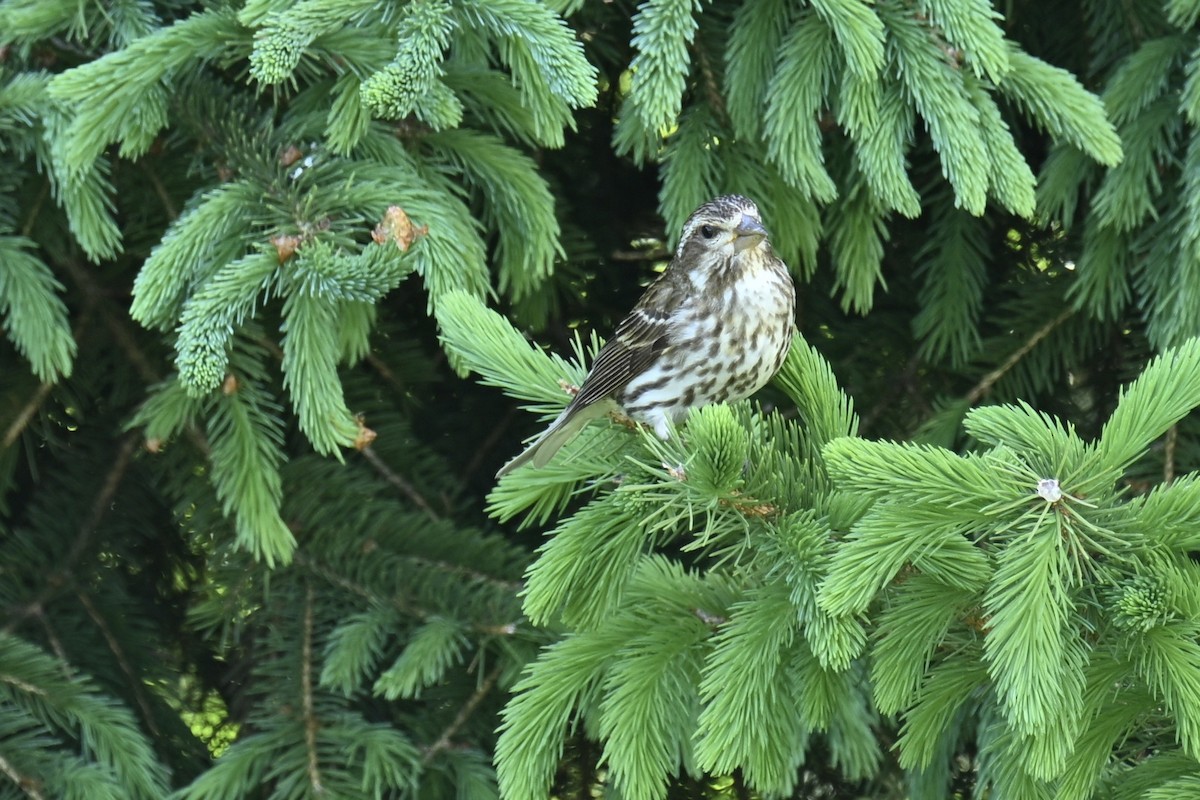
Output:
674,195,771,279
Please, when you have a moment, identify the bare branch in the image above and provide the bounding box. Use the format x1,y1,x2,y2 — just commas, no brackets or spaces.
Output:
0,752,46,800
421,662,503,765
966,308,1074,405
301,583,324,795
360,446,442,521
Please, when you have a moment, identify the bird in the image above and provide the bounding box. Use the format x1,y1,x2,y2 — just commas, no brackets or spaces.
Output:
496,194,796,478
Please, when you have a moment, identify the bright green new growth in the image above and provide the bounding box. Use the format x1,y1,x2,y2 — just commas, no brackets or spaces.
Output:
440,284,1200,798
247,0,380,84
627,0,1123,320
424,130,564,301
359,0,459,124
0,237,76,381
763,13,838,203
14,0,593,565
205,355,295,565
5,1,1200,798
817,337,1200,791
626,0,702,137
442,292,876,799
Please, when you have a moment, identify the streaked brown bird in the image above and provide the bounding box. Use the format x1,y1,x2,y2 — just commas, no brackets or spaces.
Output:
497,194,796,478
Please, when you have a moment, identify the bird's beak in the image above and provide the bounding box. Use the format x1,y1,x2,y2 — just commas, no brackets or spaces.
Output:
732,214,767,252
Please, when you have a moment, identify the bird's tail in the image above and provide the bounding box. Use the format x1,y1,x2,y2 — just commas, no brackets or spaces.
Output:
495,403,607,479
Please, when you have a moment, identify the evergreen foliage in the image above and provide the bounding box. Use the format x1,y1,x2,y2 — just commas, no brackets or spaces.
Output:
3,0,1200,797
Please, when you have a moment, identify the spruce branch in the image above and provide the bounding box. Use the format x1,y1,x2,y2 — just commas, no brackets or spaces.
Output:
625,0,699,136
763,12,838,203
724,0,796,141
0,238,77,381
882,2,990,214
0,629,169,796
294,553,519,634
1,381,53,450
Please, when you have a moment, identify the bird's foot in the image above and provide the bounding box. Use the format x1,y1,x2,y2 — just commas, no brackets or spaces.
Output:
606,410,640,430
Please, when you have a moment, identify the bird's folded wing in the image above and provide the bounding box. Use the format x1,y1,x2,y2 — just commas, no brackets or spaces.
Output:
570,305,672,410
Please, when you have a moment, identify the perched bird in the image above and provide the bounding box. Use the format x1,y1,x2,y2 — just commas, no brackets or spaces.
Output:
496,194,796,478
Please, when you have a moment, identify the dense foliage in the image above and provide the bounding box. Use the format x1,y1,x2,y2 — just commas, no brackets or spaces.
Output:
2,0,1200,798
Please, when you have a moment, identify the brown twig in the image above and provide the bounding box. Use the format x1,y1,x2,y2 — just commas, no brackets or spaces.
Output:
0,751,45,800
3,303,96,450
19,182,49,237
142,164,179,221
1164,423,1177,485
2,382,54,450
401,554,524,594
359,446,441,521
69,435,139,564
365,351,408,396
301,583,324,795
421,662,503,766
610,246,671,262
34,613,70,672
965,307,1074,406
693,38,728,125
0,669,44,696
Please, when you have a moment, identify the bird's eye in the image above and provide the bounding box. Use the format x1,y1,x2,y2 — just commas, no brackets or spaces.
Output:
699,224,716,239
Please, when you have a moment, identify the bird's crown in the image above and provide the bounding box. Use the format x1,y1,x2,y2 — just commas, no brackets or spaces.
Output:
681,194,761,238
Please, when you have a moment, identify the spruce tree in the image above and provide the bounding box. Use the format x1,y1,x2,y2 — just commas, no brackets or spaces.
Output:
2,1,1200,799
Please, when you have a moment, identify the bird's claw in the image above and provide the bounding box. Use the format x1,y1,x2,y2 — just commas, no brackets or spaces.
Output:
606,410,640,430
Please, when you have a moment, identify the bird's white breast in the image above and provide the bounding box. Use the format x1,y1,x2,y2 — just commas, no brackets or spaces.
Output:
618,260,795,438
